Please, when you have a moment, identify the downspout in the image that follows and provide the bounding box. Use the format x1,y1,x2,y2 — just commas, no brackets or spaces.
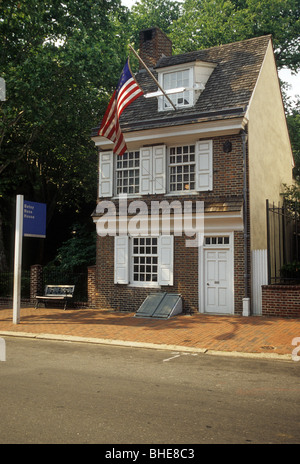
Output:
241,130,250,316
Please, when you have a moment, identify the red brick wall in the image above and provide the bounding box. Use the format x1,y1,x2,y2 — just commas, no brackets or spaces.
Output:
262,285,300,317
96,135,245,209
87,266,96,308
94,231,245,314
30,264,43,302
139,27,172,69
94,134,248,314
94,235,199,313
233,231,245,315
211,136,244,198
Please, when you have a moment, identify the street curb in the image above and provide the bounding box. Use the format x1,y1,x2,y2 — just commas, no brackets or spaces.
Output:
0,330,293,362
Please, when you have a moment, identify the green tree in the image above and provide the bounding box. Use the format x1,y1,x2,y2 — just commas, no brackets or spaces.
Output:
169,0,300,71
45,223,96,273
128,0,181,50
167,0,300,179
0,0,129,270
169,0,246,52
286,98,300,180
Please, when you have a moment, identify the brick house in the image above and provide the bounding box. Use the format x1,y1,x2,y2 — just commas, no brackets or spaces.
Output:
90,28,294,316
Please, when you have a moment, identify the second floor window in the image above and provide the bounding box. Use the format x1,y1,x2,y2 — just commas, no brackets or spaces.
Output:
169,145,196,192
116,151,140,195
99,141,213,198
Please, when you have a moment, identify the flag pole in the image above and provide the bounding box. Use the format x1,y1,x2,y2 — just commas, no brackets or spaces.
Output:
128,44,177,111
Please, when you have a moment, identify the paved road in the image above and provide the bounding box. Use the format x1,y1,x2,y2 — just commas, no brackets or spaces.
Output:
0,337,299,444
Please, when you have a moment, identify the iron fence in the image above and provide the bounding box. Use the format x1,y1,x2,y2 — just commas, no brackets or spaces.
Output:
42,269,88,302
0,269,88,302
0,270,31,298
266,199,300,284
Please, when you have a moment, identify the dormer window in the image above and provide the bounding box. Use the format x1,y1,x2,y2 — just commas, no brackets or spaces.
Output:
162,68,192,109
147,60,217,111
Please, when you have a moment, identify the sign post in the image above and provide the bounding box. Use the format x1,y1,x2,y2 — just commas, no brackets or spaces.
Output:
13,195,24,324
12,197,46,324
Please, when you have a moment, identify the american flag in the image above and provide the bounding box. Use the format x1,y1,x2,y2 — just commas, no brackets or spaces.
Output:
98,58,143,156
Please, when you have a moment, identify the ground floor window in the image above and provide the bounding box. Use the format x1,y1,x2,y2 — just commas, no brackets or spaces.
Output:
114,235,173,286
132,237,158,283
204,236,230,246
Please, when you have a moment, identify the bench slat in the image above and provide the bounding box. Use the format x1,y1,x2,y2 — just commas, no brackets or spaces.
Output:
35,285,75,310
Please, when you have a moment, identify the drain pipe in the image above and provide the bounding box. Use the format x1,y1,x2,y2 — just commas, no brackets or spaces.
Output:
241,130,250,316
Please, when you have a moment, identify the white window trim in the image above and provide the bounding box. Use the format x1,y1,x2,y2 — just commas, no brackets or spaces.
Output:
196,140,213,192
168,144,196,193
140,145,166,195
114,235,129,284
158,65,194,111
130,236,159,287
99,141,213,199
128,282,161,289
166,141,213,193
114,150,140,197
114,235,174,287
99,151,113,198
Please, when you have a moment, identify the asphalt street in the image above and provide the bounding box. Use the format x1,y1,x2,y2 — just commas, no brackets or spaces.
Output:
0,336,299,444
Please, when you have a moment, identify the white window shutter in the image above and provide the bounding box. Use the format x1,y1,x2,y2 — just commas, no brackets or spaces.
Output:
153,145,166,194
99,151,113,197
158,235,174,286
114,236,129,284
140,147,152,195
196,140,213,191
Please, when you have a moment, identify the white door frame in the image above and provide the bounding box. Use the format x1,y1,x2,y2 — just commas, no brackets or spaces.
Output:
198,232,234,314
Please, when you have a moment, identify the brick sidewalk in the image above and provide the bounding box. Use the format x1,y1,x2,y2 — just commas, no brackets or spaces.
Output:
0,306,299,358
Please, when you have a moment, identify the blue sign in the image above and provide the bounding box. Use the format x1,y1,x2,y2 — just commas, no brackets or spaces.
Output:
23,201,46,238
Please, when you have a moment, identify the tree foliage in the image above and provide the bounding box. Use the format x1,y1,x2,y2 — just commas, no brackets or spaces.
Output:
169,0,300,71
128,0,181,49
45,223,96,273
0,0,299,272
286,98,300,181
0,0,129,270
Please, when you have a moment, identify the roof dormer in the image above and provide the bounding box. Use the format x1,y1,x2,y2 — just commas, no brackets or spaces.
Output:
139,27,216,111
154,60,217,111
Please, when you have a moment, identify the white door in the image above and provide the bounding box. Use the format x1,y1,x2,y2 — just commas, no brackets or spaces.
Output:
204,249,231,314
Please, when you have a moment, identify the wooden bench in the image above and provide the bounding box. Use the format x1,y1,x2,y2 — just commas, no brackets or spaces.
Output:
35,285,75,310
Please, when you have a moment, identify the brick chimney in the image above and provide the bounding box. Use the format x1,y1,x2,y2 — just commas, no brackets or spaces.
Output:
139,27,172,69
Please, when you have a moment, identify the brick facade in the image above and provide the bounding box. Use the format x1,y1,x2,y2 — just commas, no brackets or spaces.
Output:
87,265,97,308
93,134,249,315
139,28,172,69
95,234,199,313
30,264,43,303
95,230,246,314
262,285,300,318
91,31,294,317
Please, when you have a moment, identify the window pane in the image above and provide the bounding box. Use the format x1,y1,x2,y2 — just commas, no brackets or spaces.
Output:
132,237,158,284
162,69,191,108
116,151,140,195
169,145,196,192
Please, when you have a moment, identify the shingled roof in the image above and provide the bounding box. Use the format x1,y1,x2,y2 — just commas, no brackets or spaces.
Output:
92,34,272,136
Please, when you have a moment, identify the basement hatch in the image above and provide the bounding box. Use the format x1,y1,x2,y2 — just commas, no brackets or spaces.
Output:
135,292,182,319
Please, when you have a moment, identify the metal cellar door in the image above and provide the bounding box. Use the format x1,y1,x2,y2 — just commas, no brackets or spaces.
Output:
135,293,182,319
